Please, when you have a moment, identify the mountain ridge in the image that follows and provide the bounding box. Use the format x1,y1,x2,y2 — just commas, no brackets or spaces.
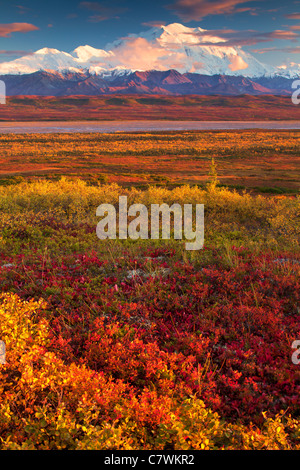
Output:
1,69,296,96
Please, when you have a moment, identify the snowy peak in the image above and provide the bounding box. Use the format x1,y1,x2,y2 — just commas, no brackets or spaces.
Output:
0,47,84,74
0,23,296,78
156,23,222,46
35,48,63,55
72,45,111,62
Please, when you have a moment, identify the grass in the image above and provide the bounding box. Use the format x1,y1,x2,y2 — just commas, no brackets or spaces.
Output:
0,132,299,450
0,130,299,193
1,94,300,121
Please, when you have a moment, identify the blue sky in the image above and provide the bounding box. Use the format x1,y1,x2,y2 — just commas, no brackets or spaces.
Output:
0,0,299,67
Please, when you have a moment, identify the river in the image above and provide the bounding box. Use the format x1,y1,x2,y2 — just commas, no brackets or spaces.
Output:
0,120,299,133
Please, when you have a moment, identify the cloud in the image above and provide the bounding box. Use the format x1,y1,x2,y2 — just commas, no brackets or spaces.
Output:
0,23,39,38
166,0,259,21
80,1,102,8
266,30,299,40
0,50,33,56
285,12,300,19
15,5,31,15
189,61,205,72
142,21,167,28
228,55,248,70
79,1,127,22
252,46,300,54
183,28,299,47
0,49,33,64
106,37,186,71
87,15,109,22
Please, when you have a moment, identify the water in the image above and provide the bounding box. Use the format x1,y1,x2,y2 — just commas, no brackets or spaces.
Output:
0,120,299,133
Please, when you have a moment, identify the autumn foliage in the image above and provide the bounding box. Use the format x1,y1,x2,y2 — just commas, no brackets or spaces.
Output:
0,176,299,449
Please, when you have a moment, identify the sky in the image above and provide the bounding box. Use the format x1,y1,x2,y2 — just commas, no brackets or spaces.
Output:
0,0,299,68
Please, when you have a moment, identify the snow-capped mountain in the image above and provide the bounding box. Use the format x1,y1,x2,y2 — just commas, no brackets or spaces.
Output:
0,23,295,78
105,23,277,77
0,48,82,75
276,62,300,79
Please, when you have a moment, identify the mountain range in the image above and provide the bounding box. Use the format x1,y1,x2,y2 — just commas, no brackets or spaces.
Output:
0,23,299,96
1,69,297,96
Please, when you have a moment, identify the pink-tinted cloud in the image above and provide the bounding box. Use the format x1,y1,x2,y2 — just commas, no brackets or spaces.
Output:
228,55,248,71
79,2,127,22
166,0,259,21
183,28,299,47
0,23,39,38
285,12,300,19
88,15,110,22
252,46,300,54
108,37,186,71
0,50,33,56
189,61,205,72
268,30,299,39
142,21,167,27
15,5,31,15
